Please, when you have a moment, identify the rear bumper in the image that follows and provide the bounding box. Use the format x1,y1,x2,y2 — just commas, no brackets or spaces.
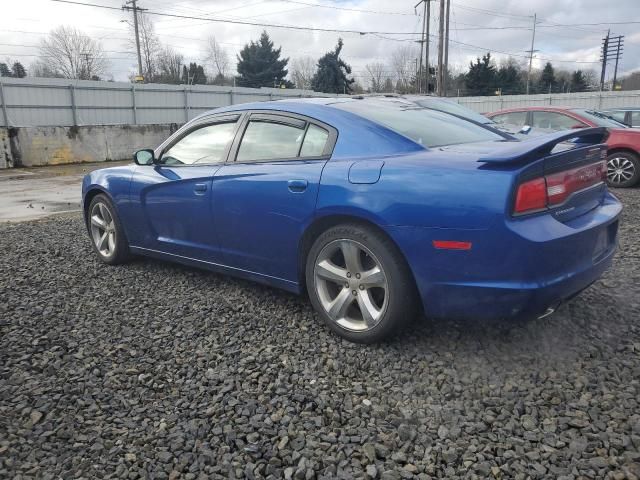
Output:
387,192,622,321
423,245,614,320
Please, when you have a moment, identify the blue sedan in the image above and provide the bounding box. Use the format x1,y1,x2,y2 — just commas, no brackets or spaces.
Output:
82,97,621,343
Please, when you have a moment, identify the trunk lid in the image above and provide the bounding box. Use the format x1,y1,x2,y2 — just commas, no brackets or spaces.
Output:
478,128,609,223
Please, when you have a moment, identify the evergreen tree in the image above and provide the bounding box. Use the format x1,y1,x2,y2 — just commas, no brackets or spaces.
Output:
496,59,522,95
0,62,11,77
184,62,207,84
464,53,496,96
11,62,26,78
539,62,556,93
236,31,289,88
311,38,354,94
570,70,588,92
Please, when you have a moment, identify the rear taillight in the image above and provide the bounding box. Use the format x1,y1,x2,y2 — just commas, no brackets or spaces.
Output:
514,160,607,215
514,178,547,214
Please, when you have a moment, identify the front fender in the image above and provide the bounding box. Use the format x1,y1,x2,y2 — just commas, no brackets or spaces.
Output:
81,165,136,224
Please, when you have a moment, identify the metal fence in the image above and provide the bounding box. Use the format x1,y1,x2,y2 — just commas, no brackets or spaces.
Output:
0,77,331,127
455,90,640,113
3,77,640,127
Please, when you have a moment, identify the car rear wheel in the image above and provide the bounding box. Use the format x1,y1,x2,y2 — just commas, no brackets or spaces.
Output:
305,223,418,343
606,151,640,188
87,194,130,265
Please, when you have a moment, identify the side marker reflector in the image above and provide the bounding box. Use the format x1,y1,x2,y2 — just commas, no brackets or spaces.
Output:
432,240,472,250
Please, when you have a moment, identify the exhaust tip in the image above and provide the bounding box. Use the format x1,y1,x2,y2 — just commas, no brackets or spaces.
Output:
538,307,556,319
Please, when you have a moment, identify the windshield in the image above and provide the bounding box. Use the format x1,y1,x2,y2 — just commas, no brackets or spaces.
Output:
411,97,493,125
571,109,628,128
333,100,506,148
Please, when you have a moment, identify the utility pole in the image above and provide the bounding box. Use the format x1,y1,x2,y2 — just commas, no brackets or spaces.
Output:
415,0,427,94
525,13,537,95
600,33,623,91
600,30,610,91
436,0,445,96
80,52,91,79
123,0,145,81
425,0,430,94
443,0,450,96
611,35,624,90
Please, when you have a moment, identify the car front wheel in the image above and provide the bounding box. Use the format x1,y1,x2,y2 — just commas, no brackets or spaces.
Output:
607,151,640,188
305,223,418,343
87,194,130,265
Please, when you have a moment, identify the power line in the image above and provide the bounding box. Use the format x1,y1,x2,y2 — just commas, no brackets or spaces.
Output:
275,0,416,16
49,0,640,37
451,2,532,20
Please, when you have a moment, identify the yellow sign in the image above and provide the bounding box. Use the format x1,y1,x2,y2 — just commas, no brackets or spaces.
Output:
134,75,144,83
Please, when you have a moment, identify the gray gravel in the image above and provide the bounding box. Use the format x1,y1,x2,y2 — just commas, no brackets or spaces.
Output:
1,189,640,480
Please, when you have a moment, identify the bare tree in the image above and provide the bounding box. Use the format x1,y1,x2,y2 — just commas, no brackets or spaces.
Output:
205,36,230,83
290,56,316,90
29,60,62,78
127,13,160,82
365,62,388,93
38,26,109,79
390,45,415,93
156,46,184,84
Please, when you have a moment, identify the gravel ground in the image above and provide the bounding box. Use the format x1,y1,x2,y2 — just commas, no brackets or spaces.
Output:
1,189,640,480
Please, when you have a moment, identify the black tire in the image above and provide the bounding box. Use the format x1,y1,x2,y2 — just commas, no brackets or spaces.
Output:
606,151,640,188
305,223,419,343
86,193,130,265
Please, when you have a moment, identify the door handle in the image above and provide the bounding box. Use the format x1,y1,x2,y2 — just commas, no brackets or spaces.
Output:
194,183,207,194
287,179,308,192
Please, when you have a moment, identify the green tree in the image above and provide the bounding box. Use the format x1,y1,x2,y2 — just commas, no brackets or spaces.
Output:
538,62,556,93
0,62,12,77
464,53,496,96
496,58,522,95
12,62,26,78
570,70,588,92
311,38,354,94
183,62,206,84
236,31,289,88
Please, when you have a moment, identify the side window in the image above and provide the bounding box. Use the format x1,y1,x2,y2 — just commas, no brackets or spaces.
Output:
531,111,585,130
608,111,627,124
492,111,527,126
630,111,640,127
300,124,329,157
160,121,237,165
237,120,305,162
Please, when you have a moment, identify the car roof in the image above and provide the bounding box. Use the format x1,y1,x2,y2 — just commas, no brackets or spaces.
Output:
191,97,429,158
602,107,639,111
489,106,577,114
192,96,424,121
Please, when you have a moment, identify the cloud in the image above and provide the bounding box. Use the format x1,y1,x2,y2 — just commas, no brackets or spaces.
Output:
1,0,637,83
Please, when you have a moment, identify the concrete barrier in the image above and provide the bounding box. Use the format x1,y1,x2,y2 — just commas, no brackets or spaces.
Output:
0,124,177,168
0,128,12,168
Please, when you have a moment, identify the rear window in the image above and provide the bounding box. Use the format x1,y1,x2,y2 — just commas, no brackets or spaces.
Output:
570,109,627,128
491,111,528,127
411,97,493,125
333,100,505,148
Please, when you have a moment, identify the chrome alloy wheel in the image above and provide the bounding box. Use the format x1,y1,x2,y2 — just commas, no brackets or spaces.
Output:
90,202,116,257
313,239,388,331
607,156,636,185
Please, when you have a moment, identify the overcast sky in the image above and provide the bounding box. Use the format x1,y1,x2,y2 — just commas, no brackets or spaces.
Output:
1,0,639,86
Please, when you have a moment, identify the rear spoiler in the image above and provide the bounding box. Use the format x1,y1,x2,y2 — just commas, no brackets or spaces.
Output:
478,127,608,164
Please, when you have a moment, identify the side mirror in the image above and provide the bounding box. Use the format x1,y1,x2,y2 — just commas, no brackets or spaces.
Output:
519,125,532,135
133,149,155,165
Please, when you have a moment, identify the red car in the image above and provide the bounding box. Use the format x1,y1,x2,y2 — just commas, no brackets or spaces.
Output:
487,106,640,188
